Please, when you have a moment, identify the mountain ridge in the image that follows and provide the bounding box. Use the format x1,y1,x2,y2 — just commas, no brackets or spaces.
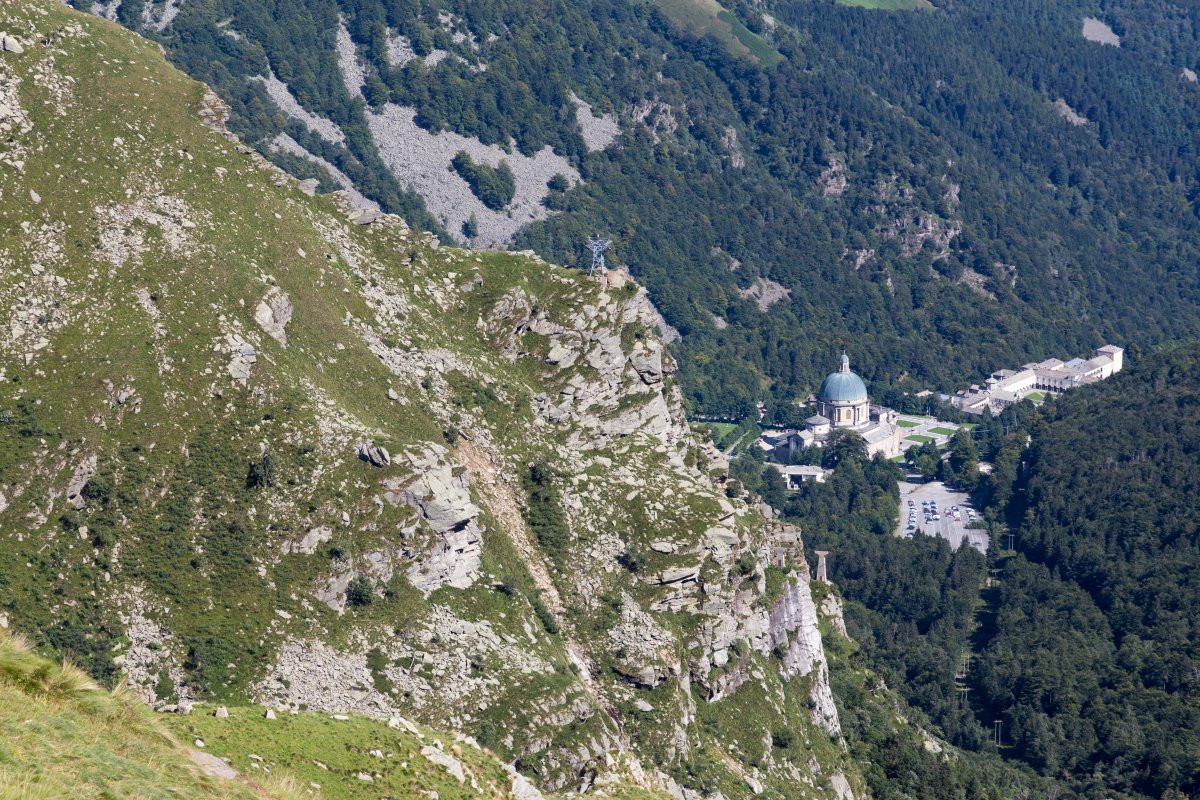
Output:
0,3,863,796
76,0,1200,417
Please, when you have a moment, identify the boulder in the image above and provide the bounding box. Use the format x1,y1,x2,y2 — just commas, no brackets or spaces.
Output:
214,706,229,718
607,593,679,687
655,564,700,585
254,287,292,346
545,341,577,367
66,455,98,510
705,526,738,553
356,441,391,467
510,772,545,800
350,207,381,225
630,342,664,384
420,745,465,784
382,445,483,595
285,526,332,556
189,750,237,780
831,774,856,800
1,34,23,54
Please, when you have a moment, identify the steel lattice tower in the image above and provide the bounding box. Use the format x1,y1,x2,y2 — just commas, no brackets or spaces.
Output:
586,235,612,276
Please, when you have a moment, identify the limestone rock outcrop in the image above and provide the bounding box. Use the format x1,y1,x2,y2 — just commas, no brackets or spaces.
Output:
65,454,97,510
283,526,332,556
607,593,680,687
383,445,483,595
500,283,689,454
254,287,292,345
768,577,842,736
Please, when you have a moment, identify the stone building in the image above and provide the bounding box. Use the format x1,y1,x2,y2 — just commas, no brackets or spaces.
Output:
953,345,1124,415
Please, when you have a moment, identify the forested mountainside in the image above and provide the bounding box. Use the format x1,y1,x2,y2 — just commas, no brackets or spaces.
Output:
771,348,1200,800
975,345,1200,798
78,0,1200,416
1,3,877,797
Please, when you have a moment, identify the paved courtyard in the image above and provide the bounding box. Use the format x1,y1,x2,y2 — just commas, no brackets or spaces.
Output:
896,480,988,554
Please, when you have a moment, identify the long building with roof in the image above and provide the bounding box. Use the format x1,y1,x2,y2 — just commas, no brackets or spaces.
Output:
952,345,1123,415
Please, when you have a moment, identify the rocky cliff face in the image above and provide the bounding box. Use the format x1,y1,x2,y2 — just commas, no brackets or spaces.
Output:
0,3,859,798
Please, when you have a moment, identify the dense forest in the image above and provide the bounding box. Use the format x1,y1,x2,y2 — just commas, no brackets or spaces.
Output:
781,349,1200,798
751,428,1072,797
976,346,1200,797
88,0,1200,418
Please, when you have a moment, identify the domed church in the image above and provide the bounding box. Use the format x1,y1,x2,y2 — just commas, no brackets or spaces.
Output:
765,352,902,461
817,352,871,429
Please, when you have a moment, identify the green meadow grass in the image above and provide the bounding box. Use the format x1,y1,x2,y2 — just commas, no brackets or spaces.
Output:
836,0,933,10
654,0,784,65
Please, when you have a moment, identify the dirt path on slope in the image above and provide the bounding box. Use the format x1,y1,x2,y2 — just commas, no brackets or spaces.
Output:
456,439,628,742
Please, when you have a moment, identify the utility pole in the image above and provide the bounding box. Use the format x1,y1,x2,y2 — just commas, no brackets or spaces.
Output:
955,653,971,681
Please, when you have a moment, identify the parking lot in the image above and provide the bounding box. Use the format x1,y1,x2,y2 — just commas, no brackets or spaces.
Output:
897,480,988,554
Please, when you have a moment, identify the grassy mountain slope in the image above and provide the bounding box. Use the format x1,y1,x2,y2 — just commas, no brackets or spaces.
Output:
0,630,301,800
0,3,862,797
1,628,660,800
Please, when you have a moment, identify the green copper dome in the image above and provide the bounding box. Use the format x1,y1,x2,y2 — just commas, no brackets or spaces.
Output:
819,353,868,404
